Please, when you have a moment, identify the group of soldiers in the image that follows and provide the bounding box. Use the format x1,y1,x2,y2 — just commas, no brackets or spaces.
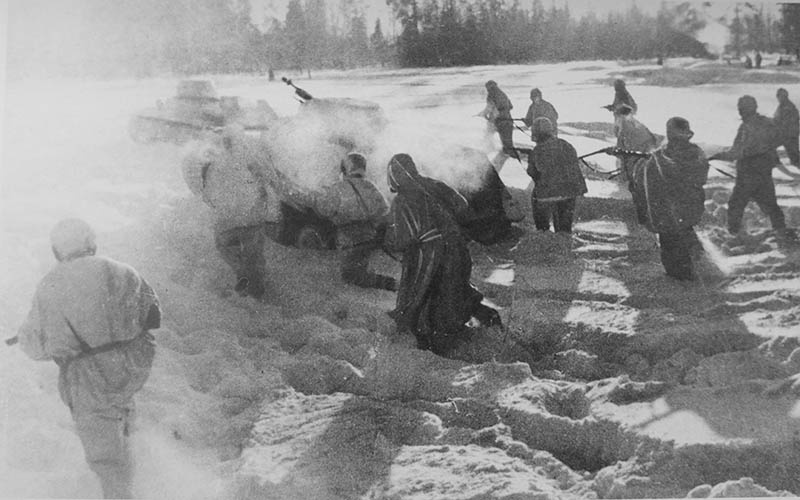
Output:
10,76,799,498
483,78,798,281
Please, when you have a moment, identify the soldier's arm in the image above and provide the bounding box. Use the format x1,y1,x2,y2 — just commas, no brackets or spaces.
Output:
523,106,534,127
526,153,540,181
17,296,51,361
139,278,161,331
710,126,744,161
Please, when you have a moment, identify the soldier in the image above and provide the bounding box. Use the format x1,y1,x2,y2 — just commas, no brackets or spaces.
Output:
328,153,396,290
184,128,276,299
526,117,588,233
605,79,638,116
523,88,559,138
709,95,787,237
614,105,659,221
631,118,709,281
385,153,499,355
266,152,397,291
17,218,161,498
483,80,515,155
773,88,800,166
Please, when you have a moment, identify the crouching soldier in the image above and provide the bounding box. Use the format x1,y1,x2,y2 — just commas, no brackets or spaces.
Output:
385,153,500,355
267,152,397,291
333,153,397,291
17,218,161,498
632,118,709,281
709,95,788,238
527,117,588,233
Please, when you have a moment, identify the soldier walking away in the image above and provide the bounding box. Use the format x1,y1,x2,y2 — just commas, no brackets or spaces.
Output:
483,80,516,156
605,79,638,116
631,118,709,281
709,95,790,239
186,128,275,299
523,88,559,138
755,51,763,69
526,117,588,233
15,218,161,499
773,88,800,166
385,153,500,355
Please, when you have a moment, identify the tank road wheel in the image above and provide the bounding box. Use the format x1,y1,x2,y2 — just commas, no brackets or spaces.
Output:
295,226,328,250
128,116,157,143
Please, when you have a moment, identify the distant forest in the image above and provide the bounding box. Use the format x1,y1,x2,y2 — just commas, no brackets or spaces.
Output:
6,0,800,78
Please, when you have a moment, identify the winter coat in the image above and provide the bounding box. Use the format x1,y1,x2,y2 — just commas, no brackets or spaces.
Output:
527,137,588,201
631,142,709,234
611,89,638,115
715,113,780,174
615,115,659,185
18,256,160,411
523,100,559,133
184,134,279,232
315,176,389,248
486,87,513,122
385,158,482,353
774,100,800,138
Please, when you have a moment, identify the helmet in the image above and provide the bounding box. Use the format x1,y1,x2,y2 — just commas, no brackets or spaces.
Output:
531,88,542,99
50,218,96,260
777,88,789,99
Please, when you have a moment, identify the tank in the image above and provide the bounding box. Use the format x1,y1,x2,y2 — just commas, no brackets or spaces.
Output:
129,79,276,144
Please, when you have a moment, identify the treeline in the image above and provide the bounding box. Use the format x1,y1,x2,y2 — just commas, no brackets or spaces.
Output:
6,0,800,78
390,0,718,66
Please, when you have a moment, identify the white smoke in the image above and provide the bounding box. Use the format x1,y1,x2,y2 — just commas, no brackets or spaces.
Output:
696,19,729,56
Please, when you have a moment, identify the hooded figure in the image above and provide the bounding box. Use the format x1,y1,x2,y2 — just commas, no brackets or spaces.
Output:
526,117,588,233
773,87,800,166
614,104,659,197
385,154,497,354
710,95,786,236
607,79,638,116
17,218,161,499
632,118,709,280
484,80,516,156
523,88,559,138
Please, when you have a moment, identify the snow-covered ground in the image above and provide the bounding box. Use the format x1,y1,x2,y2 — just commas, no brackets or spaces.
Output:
2,59,800,499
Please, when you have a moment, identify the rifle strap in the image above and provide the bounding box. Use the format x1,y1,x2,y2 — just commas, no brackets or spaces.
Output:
346,178,378,229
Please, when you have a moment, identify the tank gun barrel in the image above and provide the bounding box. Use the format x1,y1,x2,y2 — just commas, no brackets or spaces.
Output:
281,77,314,101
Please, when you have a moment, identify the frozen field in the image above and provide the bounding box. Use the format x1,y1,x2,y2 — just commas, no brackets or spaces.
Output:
2,59,800,499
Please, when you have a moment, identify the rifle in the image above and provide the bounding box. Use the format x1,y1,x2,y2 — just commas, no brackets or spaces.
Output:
5,336,18,346
579,147,650,160
281,77,314,101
